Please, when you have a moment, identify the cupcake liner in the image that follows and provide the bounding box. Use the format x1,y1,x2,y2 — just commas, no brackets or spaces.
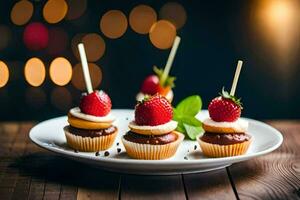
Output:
64,127,117,152
197,138,252,158
121,131,184,160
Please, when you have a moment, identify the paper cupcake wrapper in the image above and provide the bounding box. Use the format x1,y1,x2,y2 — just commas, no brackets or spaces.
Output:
121,131,184,160
197,138,252,158
64,128,117,152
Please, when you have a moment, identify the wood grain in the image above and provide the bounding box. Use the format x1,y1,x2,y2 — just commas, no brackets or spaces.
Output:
228,121,300,200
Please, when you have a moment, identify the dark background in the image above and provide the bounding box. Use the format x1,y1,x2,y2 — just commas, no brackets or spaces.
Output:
0,0,299,121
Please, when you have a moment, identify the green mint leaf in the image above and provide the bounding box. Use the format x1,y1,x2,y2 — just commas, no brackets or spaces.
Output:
175,95,202,116
180,115,202,126
183,123,204,140
176,122,185,133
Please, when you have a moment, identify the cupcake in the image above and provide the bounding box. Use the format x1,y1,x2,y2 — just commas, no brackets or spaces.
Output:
198,89,252,157
64,90,117,152
122,94,184,160
136,66,175,102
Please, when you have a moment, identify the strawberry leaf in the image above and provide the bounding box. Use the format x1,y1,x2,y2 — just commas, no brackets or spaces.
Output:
219,87,243,108
153,66,176,88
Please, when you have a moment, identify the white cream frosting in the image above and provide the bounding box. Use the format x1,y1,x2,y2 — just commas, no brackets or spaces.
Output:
203,118,249,132
136,90,174,102
69,107,115,123
128,120,178,134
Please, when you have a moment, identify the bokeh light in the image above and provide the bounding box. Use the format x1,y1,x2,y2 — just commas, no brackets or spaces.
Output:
0,25,12,50
43,0,68,24
66,0,87,20
25,87,47,108
71,33,85,60
71,63,102,91
81,33,106,62
46,27,69,55
149,20,176,49
129,5,157,34
11,0,34,26
100,10,128,39
51,87,72,111
24,58,46,87
159,2,187,29
49,57,72,86
0,61,9,88
23,22,49,51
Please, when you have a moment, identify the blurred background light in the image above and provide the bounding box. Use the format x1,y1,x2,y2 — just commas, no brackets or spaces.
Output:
65,0,87,20
100,10,128,39
0,61,9,88
46,27,69,55
49,57,72,86
11,0,34,26
51,87,72,111
0,25,12,50
159,2,187,29
129,5,157,34
149,20,176,49
81,33,106,62
23,22,49,51
24,57,46,87
71,33,85,60
71,63,102,91
43,0,68,24
25,87,46,108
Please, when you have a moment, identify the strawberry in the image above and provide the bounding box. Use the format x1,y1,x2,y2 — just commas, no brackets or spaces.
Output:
140,75,159,95
208,88,242,122
79,90,112,116
135,94,173,126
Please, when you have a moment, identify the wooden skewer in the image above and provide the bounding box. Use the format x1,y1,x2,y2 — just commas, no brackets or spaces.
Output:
160,36,181,85
230,60,243,96
78,43,93,94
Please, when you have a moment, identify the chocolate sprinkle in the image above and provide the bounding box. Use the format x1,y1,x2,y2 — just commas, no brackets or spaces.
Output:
104,151,110,156
184,156,188,160
95,152,100,156
194,145,197,150
117,148,121,153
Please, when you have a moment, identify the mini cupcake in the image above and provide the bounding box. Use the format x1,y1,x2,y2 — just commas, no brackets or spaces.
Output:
64,90,117,152
198,89,252,157
122,94,184,160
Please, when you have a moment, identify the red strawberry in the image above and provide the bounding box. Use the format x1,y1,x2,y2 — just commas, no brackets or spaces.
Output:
140,75,159,95
208,89,242,122
135,94,173,126
79,90,112,116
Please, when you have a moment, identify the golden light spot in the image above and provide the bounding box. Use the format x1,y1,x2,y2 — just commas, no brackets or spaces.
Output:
71,33,85,60
11,0,34,26
51,87,72,111
25,87,47,108
0,25,11,50
43,0,68,24
149,20,176,49
100,10,128,39
24,58,46,87
159,2,187,29
81,33,106,62
66,0,87,20
129,5,157,34
71,63,102,91
49,57,72,86
0,61,9,88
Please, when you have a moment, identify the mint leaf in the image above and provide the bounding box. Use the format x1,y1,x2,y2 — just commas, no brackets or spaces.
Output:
176,122,185,133
183,124,204,140
175,95,202,117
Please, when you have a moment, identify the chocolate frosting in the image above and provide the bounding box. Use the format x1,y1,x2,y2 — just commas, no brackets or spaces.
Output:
124,131,177,145
200,132,251,145
65,125,117,138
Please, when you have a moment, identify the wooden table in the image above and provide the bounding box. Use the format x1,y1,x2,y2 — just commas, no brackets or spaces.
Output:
0,121,299,200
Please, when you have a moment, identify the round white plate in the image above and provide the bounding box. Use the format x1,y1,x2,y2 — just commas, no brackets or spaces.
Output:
29,109,283,175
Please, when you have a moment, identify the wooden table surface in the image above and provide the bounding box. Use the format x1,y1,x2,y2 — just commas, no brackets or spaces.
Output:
0,121,299,200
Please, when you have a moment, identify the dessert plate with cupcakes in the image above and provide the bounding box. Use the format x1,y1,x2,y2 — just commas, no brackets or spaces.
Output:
30,43,283,175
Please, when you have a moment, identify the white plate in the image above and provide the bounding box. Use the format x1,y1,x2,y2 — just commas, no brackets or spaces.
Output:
29,109,283,175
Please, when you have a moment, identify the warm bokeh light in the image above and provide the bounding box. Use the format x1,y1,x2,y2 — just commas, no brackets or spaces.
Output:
66,0,87,20
43,0,68,24
71,33,85,60
81,33,106,62
0,61,9,88
72,63,102,91
100,10,128,39
23,22,49,51
0,25,12,50
46,27,69,55
149,20,176,49
24,58,46,87
25,87,47,108
11,0,34,26
49,57,72,86
159,2,187,29
51,87,72,111
129,5,157,34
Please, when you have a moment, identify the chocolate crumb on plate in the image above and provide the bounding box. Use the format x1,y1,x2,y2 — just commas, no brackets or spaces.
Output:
74,150,78,153
184,156,188,160
95,152,100,156
117,148,121,153
194,145,197,150
104,151,110,156
117,142,119,146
